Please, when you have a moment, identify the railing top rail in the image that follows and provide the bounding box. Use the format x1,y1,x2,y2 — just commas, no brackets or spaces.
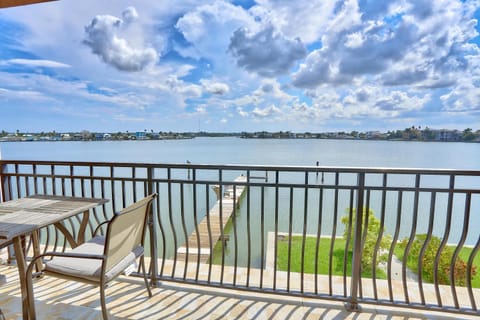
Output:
1,159,480,175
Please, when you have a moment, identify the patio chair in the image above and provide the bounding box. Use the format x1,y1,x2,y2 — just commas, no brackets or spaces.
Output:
26,193,157,320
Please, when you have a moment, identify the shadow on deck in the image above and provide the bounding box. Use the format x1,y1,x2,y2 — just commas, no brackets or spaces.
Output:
0,264,478,320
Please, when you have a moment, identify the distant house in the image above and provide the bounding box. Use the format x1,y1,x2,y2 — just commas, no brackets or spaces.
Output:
296,132,317,139
135,132,147,140
150,132,160,139
3,134,20,141
366,131,382,139
435,129,461,141
23,134,34,141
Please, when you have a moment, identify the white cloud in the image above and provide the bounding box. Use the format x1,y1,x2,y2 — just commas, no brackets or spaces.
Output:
253,80,294,103
291,51,335,88
229,25,307,77
237,106,248,117
120,75,205,110
326,0,363,33
0,0,479,131
346,88,421,117
251,0,336,43
165,76,202,98
201,79,230,95
122,6,139,24
441,77,480,111
252,104,282,118
2,59,70,68
212,81,293,119
287,85,431,123
0,71,152,109
0,87,53,102
175,1,255,60
174,1,265,102
344,32,365,49
371,90,430,115
292,0,480,92
83,7,158,71
230,93,261,107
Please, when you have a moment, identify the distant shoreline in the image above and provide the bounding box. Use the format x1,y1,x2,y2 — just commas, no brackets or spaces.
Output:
1,128,478,143
1,136,478,143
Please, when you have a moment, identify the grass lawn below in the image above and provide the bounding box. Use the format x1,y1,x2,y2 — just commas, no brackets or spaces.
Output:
276,235,387,279
275,235,480,288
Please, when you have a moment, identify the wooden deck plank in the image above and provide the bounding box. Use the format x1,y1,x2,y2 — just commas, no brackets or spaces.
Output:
176,176,247,263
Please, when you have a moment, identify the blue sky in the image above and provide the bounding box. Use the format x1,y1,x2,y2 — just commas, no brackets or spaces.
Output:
0,0,479,133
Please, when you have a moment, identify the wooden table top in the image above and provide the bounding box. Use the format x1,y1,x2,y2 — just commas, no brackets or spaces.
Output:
0,195,108,240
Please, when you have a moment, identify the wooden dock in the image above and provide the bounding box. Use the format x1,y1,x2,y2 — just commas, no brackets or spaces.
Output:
176,175,247,263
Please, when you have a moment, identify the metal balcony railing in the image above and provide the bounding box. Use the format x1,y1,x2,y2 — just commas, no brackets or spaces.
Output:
1,160,479,316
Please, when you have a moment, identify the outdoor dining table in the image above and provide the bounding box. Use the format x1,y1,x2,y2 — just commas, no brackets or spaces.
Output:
0,195,108,319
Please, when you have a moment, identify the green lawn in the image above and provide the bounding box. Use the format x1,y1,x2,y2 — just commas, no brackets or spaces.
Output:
276,236,386,279
276,236,479,288
210,232,480,289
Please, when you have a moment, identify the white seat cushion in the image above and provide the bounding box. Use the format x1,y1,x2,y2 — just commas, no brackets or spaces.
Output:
45,236,144,283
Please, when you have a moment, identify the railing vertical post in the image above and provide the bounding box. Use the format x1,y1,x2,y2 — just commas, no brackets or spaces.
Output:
0,156,11,203
147,166,159,286
0,160,4,202
0,152,14,267
0,152,5,283
346,172,365,311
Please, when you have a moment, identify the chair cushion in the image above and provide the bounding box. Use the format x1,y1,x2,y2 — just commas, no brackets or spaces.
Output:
44,236,144,283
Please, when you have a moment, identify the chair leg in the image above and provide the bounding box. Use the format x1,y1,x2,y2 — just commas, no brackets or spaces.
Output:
140,256,152,297
31,231,42,273
100,283,108,320
26,271,35,320
26,256,41,320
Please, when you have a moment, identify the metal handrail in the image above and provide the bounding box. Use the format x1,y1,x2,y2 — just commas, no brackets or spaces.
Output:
1,159,479,316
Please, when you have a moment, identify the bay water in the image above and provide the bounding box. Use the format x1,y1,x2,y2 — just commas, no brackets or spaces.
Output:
1,138,479,266
1,137,479,169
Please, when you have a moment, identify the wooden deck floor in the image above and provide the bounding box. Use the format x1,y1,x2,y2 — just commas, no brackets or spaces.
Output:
1,262,478,320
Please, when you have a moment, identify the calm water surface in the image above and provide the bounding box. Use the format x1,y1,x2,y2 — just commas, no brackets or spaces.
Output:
1,138,479,169
1,138,479,263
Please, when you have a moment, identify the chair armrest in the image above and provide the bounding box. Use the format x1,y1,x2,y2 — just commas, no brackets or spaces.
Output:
41,252,106,260
93,211,122,235
93,220,110,236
